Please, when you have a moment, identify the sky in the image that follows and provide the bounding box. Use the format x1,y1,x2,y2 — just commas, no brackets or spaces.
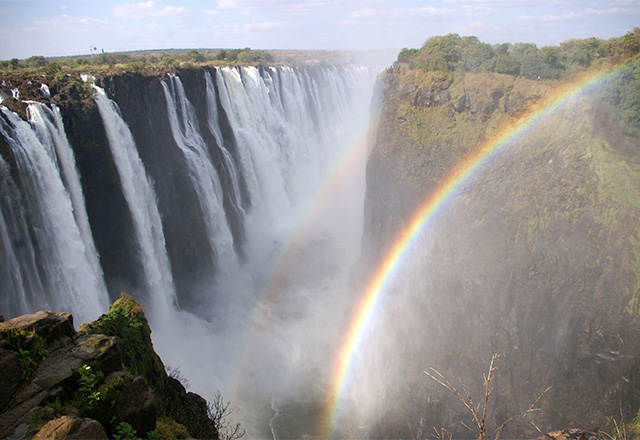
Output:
0,0,638,60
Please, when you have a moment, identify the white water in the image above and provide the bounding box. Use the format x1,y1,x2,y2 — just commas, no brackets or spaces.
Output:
0,105,109,323
204,70,246,219
0,155,43,315
93,86,177,319
0,65,380,438
152,66,378,438
162,76,238,270
28,103,107,300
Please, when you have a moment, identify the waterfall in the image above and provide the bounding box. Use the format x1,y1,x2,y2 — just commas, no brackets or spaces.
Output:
28,104,105,296
92,86,177,317
0,104,109,323
161,75,238,269
0,65,379,438
204,70,246,219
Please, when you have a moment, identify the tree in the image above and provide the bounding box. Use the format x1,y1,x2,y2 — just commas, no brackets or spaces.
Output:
208,391,245,440
494,53,520,75
397,47,419,64
420,33,463,72
184,49,205,63
462,41,494,72
26,55,46,67
426,355,552,440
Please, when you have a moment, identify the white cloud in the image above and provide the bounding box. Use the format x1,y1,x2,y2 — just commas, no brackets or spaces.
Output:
346,8,377,19
113,1,188,20
33,14,109,29
517,11,581,22
244,21,287,31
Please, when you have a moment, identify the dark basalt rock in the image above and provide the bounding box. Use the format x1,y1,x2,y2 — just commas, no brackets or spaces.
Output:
0,297,218,439
33,416,108,440
1,98,29,121
362,66,640,437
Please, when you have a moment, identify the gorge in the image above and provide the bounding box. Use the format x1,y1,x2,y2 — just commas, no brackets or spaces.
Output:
2,33,640,439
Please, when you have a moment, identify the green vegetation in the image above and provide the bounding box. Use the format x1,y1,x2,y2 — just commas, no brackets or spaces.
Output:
156,417,190,440
76,364,104,409
80,293,167,393
113,421,138,440
396,28,640,80
371,28,640,437
0,47,329,78
2,328,48,379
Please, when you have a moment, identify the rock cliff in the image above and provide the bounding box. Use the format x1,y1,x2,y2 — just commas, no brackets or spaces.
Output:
360,54,640,436
0,294,218,439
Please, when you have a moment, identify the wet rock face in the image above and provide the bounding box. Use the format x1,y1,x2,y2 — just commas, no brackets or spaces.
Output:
0,297,218,439
98,72,220,312
56,99,142,302
362,68,640,436
1,98,29,121
33,416,108,440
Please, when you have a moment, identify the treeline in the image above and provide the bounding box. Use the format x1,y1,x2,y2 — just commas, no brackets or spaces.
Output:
0,48,275,75
397,28,640,80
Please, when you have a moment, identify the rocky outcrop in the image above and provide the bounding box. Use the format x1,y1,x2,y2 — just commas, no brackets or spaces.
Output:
360,63,640,437
33,416,107,440
534,429,606,440
0,294,218,439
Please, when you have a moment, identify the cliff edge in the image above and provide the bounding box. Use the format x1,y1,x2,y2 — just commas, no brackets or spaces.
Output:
359,34,640,437
0,294,218,439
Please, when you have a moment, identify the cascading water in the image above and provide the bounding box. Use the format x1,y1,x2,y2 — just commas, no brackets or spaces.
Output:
0,103,108,323
162,75,238,271
0,64,380,438
204,71,247,221
92,86,177,319
28,104,105,299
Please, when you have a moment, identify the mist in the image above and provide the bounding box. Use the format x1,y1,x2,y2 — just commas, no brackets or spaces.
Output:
137,66,380,439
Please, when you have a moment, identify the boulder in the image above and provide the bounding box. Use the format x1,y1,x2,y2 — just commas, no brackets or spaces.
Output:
33,416,107,440
1,97,29,121
0,311,75,344
107,373,157,436
0,346,21,411
534,429,606,440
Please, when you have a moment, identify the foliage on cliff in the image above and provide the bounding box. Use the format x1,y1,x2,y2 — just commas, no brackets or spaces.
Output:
0,48,375,80
397,28,640,78
80,294,167,394
0,295,221,439
362,30,640,438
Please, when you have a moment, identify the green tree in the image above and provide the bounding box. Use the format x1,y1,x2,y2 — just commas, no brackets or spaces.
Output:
494,53,520,75
397,47,419,64
462,41,494,72
184,49,205,63
26,55,46,67
43,61,61,79
237,49,274,65
419,33,463,72
568,37,606,67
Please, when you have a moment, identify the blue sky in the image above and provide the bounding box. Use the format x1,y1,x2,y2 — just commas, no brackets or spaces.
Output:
0,0,638,60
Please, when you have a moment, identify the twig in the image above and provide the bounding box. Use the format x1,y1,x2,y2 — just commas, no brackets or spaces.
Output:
425,354,500,440
508,385,552,437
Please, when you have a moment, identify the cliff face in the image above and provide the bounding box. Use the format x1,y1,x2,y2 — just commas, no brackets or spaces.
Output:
361,64,640,436
0,294,218,439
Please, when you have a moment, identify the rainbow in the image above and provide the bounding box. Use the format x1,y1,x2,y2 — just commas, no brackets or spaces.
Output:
319,64,627,438
227,102,382,398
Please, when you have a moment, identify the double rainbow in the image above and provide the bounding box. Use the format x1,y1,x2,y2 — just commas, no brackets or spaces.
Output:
319,64,626,438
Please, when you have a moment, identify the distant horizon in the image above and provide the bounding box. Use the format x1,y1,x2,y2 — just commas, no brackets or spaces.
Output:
39,47,398,61
1,0,637,61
